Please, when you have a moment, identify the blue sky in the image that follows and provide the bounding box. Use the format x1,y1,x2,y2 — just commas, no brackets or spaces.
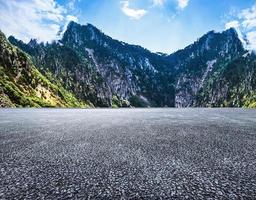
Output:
0,0,256,53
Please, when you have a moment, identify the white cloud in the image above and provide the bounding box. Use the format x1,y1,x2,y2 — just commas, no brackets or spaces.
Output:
0,0,78,43
66,15,78,23
177,0,189,10
121,1,147,20
225,3,256,50
152,0,166,6
152,0,189,10
68,0,76,10
246,31,256,49
240,4,256,29
225,20,240,29
67,0,81,10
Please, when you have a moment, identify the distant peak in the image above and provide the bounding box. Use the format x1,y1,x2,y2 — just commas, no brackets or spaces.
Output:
206,30,216,35
201,28,238,39
222,27,238,36
8,35,16,41
66,20,80,30
28,39,38,47
65,21,101,36
66,21,98,31
86,23,95,28
8,35,25,45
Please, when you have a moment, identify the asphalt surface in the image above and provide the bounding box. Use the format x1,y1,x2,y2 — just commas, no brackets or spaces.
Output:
0,108,256,199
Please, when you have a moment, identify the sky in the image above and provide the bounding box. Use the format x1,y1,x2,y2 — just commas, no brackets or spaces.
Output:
0,0,256,53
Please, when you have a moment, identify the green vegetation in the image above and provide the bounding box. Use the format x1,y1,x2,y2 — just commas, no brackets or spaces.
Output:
0,31,89,108
111,95,130,108
195,54,256,108
244,93,256,108
4,23,256,108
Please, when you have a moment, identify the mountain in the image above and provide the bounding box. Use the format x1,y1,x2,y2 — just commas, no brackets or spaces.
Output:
0,31,89,108
168,29,245,107
195,53,256,108
5,21,256,108
168,29,256,108
9,22,175,107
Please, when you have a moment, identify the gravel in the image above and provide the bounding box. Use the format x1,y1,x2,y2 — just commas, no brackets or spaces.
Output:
0,108,256,199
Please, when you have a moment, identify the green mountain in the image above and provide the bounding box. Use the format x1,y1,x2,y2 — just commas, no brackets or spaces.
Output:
195,53,256,108
0,31,89,108
3,21,256,108
9,22,175,107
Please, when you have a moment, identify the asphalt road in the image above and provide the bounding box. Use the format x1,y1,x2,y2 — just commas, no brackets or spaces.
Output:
0,108,256,199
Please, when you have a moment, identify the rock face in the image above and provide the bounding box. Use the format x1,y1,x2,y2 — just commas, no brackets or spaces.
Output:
6,22,256,108
170,29,246,107
195,53,256,108
0,31,86,108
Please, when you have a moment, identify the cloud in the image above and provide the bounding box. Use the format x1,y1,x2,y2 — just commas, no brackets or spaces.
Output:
225,3,256,50
67,0,76,10
152,0,166,6
66,15,78,23
67,0,81,10
152,0,189,10
225,20,240,29
239,4,256,29
0,0,78,43
121,1,147,20
247,31,256,49
177,0,189,10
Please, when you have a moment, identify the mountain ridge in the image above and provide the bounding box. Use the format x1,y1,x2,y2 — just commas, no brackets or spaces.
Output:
2,21,256,108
